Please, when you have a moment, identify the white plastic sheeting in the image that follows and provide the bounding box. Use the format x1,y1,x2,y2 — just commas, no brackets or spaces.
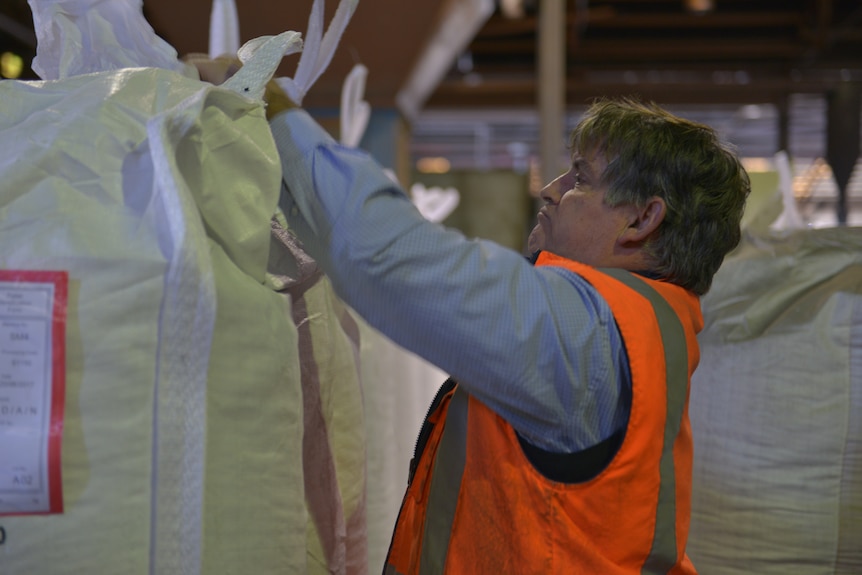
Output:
359,322,446,573
688,218,862,572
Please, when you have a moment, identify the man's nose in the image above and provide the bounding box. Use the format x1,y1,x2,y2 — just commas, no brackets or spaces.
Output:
539,175,562,205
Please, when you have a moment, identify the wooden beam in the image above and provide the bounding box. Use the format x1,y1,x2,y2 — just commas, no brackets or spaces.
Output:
477,9,800,38
586,11,802,29
425,71,848,108
469,38,805,61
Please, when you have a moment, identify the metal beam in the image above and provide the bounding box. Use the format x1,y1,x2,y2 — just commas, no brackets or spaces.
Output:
395,0,496,121
826,81,861,225
471,38,806,61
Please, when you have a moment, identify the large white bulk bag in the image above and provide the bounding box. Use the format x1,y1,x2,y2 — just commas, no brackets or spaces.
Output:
688,226,862,574
0,40,306,575
358,319,446,573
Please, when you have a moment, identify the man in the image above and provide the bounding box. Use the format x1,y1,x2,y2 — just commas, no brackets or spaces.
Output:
268,86,749,573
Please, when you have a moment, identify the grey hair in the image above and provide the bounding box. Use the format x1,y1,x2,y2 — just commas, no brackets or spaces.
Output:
570,98,751,295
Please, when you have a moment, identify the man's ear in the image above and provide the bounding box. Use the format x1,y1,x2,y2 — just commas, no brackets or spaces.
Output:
619,196,666,244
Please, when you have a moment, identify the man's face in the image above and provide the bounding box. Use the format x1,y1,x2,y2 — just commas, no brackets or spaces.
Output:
530,148,633,267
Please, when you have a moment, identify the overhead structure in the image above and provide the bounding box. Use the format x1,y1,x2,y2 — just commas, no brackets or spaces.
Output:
2,0,861,110
428,0,862,108
537,0,567,185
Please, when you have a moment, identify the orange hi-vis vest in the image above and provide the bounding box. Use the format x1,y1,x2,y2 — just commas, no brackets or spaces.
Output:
384,252,704,575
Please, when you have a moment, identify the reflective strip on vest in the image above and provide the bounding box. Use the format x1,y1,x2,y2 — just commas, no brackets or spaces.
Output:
601,268,689,574
417,387,470,574
403,269,689,574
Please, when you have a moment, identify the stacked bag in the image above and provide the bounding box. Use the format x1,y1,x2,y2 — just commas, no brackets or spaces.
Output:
688,155,862,574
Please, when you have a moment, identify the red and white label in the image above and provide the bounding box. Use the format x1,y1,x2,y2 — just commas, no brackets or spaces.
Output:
0,270,67,516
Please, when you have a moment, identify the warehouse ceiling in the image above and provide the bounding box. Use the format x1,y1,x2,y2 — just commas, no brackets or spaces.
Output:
430,0,862,108
2,0,861,112
1,1,860,222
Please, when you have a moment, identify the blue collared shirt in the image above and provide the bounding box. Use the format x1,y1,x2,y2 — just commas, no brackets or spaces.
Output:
271,109,630,453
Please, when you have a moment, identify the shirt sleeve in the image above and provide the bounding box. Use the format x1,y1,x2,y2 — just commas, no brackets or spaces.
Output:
270,109,631,453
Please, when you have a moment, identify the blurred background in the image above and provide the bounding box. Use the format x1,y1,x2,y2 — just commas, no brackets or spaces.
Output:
2,0,861,248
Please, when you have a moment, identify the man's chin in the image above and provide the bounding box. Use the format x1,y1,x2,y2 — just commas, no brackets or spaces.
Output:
527,225,544,254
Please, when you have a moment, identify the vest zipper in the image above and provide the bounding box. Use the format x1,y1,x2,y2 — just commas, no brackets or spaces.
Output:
408,377,457,484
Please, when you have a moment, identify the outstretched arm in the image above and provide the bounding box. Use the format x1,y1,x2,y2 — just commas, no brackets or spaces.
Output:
268,102,632,454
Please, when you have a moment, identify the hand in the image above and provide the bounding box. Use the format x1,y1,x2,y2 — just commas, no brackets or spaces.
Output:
183,53,241,85
262,76,296,121
182,53,296,121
